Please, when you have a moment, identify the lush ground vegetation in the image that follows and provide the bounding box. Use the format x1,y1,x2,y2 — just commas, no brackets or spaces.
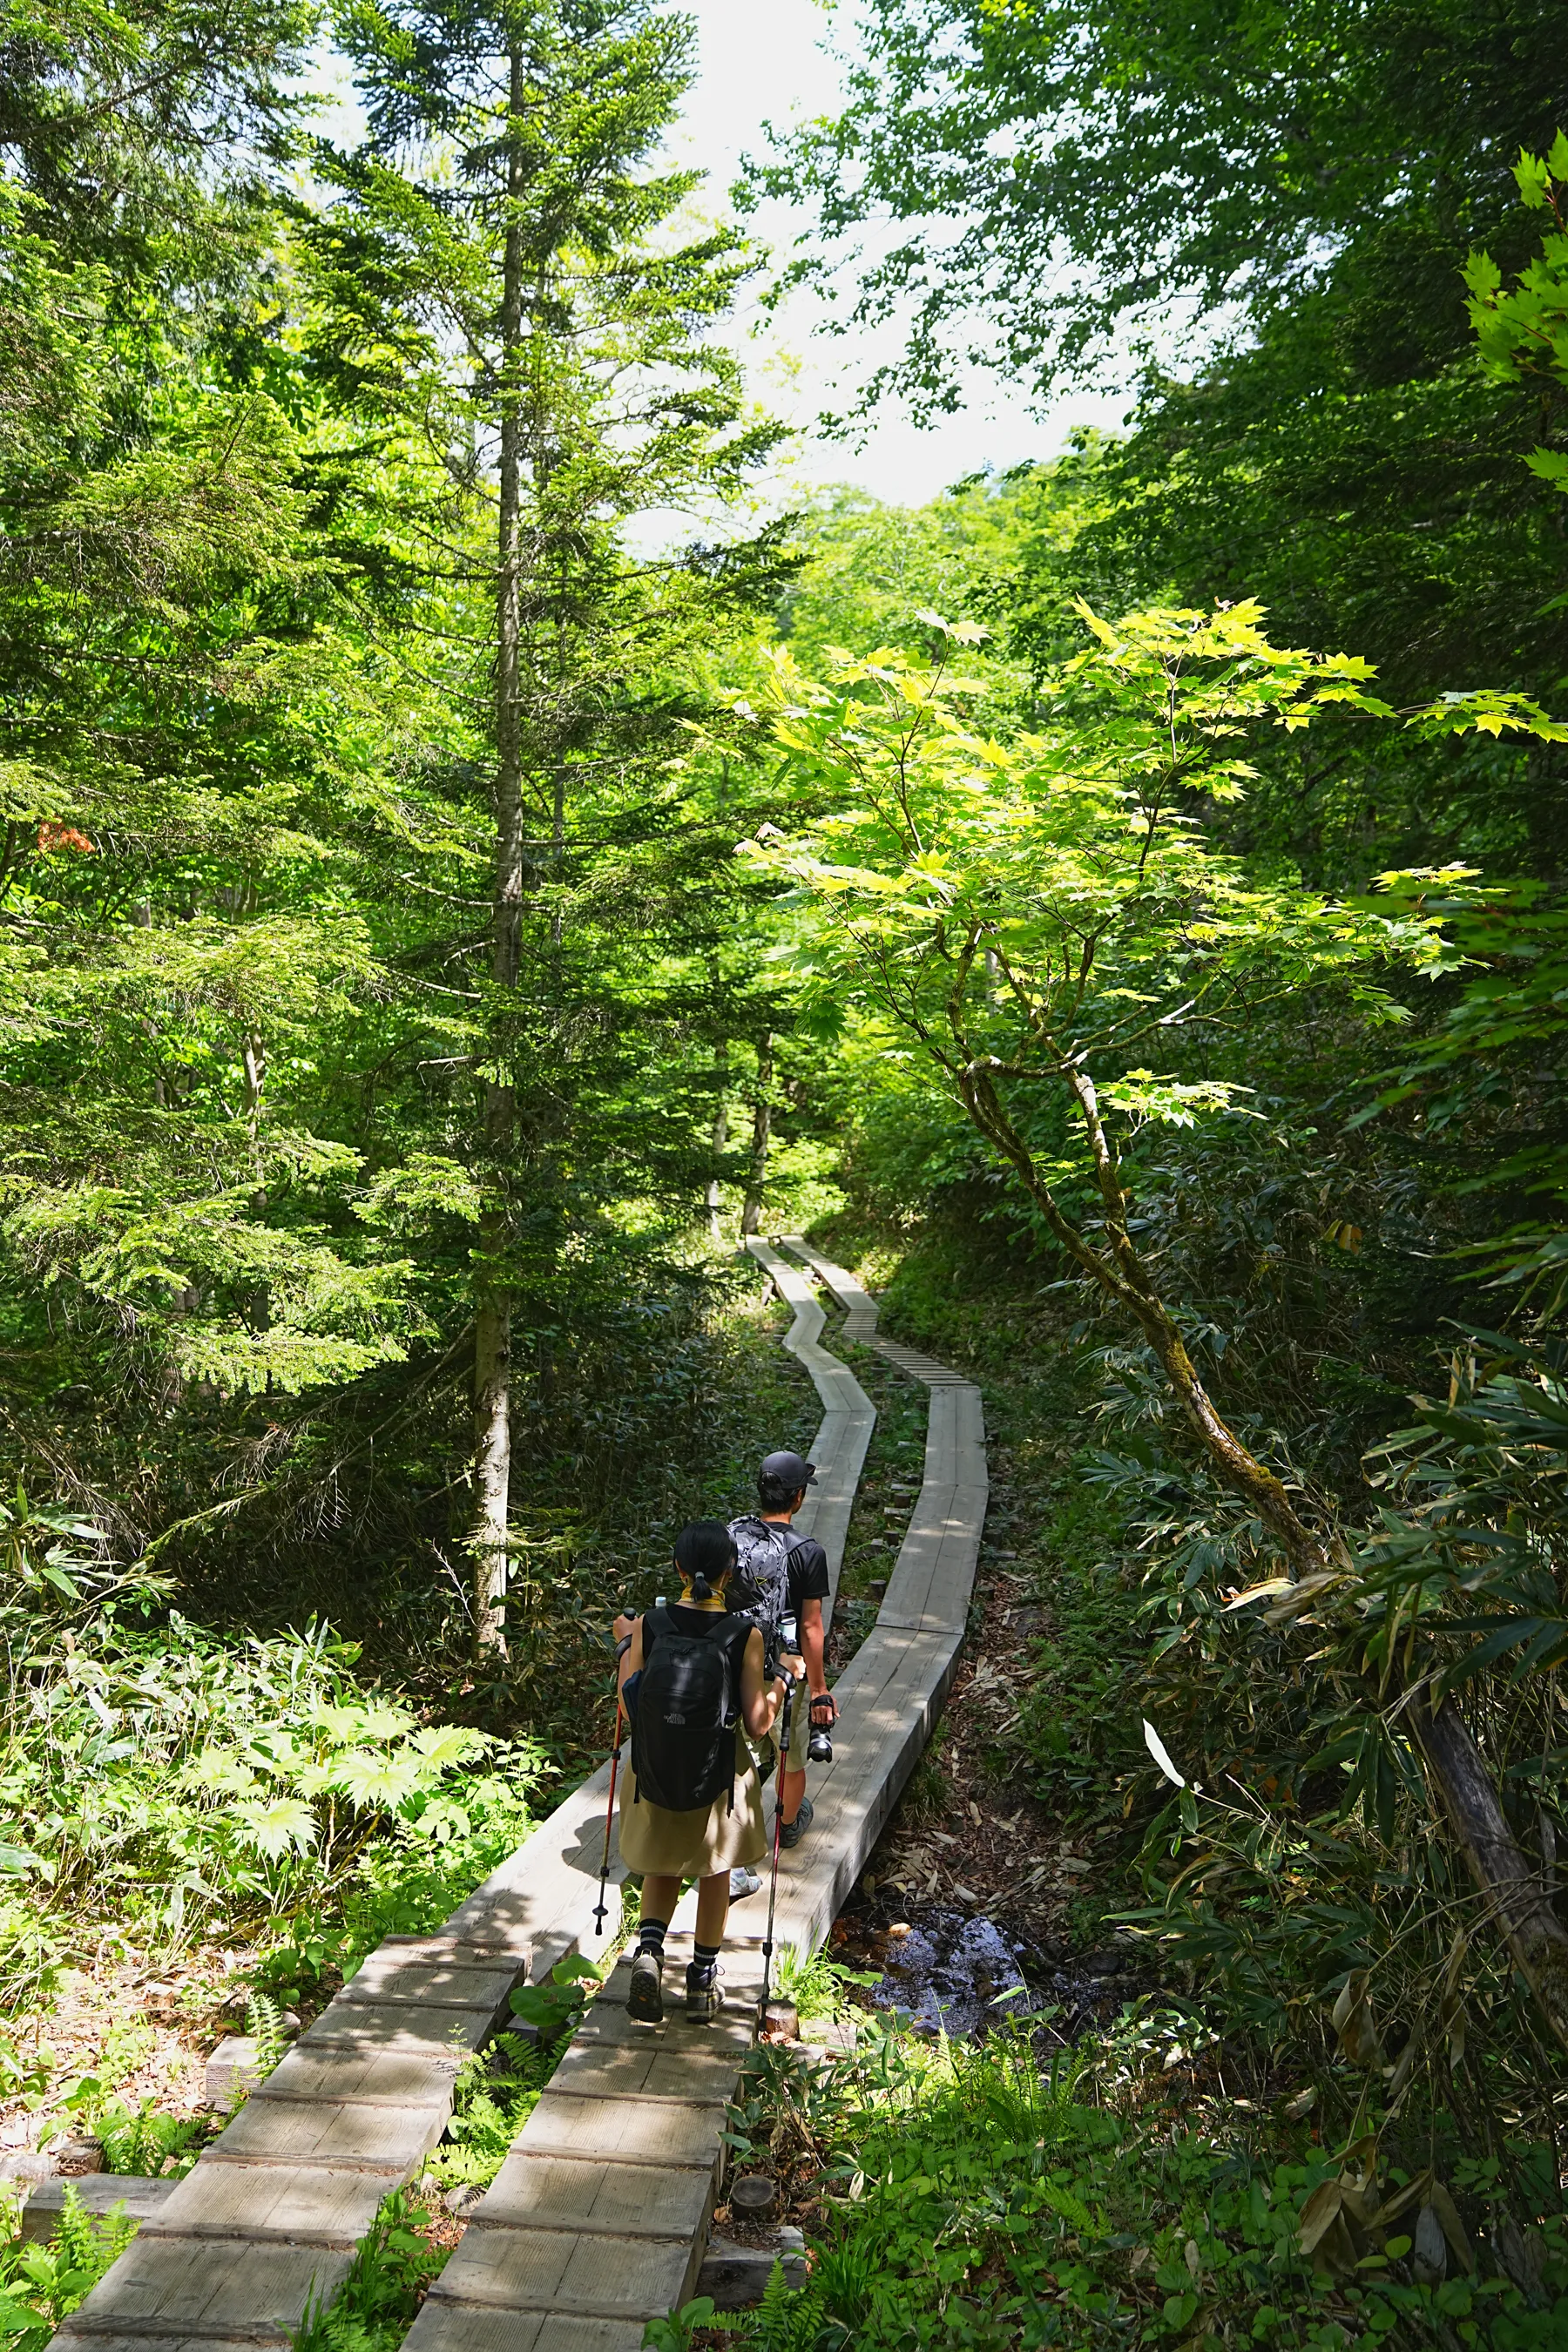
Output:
4,0,1568,2342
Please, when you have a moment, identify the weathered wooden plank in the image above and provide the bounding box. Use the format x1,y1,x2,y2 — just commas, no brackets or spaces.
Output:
868,1338,972,1388
22,2179,179,2246
148,2164,389,2248
402,2308,645,2352
64,2235,351,2341
338,1957,522,2015
52,2334,268,2352
545,2039,743,2105
567,1994,754,2056
774,1240,879,1341
424,2222,696,2318
876,1485,985,1632
590,1951,767,2011
202,2096,446,2172
296,2003,492,2059
742,1238,875,1617
246,2049,457,2108
476,2153,714,2243
517,2092,726,2171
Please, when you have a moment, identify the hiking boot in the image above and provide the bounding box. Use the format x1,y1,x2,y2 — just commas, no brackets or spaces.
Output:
728,1864,761,1900
627,1948,664,2024
778,1796,814,1850
686,1963,724,2021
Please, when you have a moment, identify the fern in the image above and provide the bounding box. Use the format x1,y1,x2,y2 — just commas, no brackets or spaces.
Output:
246,1992,290,2082
419,2031,550,2197
97,2096,206,2180
0,2183,139,2351
747,2260,828,2352
645,2268,830,2352
286,2191,449,2352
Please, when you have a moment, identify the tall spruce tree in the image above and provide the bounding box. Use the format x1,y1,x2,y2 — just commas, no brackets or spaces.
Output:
308,0,789,1649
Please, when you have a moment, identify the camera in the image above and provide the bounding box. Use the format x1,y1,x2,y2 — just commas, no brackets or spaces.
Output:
808,1721,834,1764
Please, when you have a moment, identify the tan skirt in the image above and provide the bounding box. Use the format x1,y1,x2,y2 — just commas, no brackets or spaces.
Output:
617,1756,767,1878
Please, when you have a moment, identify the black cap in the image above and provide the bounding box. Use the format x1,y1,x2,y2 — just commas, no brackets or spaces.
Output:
760,1449,817,1491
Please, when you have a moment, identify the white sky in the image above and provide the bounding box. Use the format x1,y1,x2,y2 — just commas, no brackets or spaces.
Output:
304,0,1129,511
672,0,1125,506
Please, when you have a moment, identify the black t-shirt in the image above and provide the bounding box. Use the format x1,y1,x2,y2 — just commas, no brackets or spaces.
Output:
785,1530,830,1614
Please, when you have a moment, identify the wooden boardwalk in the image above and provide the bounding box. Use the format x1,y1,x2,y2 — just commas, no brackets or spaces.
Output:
49,1245,983,2352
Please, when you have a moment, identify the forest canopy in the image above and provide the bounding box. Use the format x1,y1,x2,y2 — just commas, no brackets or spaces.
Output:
4,0,1568,2340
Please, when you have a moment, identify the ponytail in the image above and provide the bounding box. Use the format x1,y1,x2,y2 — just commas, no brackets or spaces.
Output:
672,1519,737,1598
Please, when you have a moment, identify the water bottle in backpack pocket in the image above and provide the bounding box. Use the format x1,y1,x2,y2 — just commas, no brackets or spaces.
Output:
630,1605,749,1815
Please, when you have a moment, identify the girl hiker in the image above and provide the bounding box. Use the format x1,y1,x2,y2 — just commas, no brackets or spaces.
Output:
617,1519,801,2024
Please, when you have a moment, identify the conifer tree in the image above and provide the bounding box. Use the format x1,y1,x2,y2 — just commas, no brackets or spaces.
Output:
307,0,789,1647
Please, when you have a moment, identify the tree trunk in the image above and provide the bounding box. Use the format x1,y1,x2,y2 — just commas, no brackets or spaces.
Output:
471,45,529,1658
740,1031,773,1236
706,1043,728,1243
954,1039,1568,2049
1408,1687,1568,2051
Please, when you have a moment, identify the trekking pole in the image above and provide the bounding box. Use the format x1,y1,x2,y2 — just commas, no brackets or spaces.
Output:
759,1672,796,2026
592,1691,625,1938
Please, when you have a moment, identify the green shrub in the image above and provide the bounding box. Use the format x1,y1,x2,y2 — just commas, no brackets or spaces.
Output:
672,2021,1568,2350
0,2186,139,2351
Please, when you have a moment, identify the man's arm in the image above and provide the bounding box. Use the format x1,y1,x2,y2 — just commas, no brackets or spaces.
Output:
798,1595,836,1716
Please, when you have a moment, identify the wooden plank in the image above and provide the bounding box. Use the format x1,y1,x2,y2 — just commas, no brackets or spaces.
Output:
246,2049,456,2107
517,2092,726,2171
403,2308,645,2352
590,1954,767,2012
296,2003,492,2059
22,2179,179,2246
568,1996,754,2057
424,2221,697,2319
743,1238,875,1618
203,2096,447,2172
148,2165,389,2248
64,2236,352,2341
774,1240,879,1341
53,2335,270,2352
340,1957,522,2014
476,2153,714,2242
544,2039,743,2105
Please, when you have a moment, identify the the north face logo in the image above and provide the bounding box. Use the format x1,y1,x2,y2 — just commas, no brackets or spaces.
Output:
665,1709,686,1725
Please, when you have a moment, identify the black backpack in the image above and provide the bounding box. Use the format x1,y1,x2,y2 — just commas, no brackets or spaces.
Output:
630,1605,747,1814
727,1515,805,1661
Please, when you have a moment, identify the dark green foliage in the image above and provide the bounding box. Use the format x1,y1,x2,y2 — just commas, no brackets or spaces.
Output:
287,2190,452,2352
666,2029,1568,2349
0,2185,140,2350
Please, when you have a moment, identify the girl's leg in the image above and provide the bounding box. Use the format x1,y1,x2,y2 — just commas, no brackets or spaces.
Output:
686,1873,731,2018
640,1875,681,1936
628,1873,680,2024
693,1872,731,1948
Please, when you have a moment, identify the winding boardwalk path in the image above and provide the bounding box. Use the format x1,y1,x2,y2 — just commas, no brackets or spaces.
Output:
49,1246,983,2352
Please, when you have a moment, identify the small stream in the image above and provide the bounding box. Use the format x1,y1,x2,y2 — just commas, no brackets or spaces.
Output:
833,1888,1147,2044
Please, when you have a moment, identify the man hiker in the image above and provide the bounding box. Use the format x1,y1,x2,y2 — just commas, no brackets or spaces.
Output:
728,1448,837,1854
616,1520,800,2024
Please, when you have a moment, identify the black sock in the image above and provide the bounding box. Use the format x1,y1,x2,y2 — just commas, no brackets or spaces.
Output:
691,1938,720,1982
638,1918,668,1959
